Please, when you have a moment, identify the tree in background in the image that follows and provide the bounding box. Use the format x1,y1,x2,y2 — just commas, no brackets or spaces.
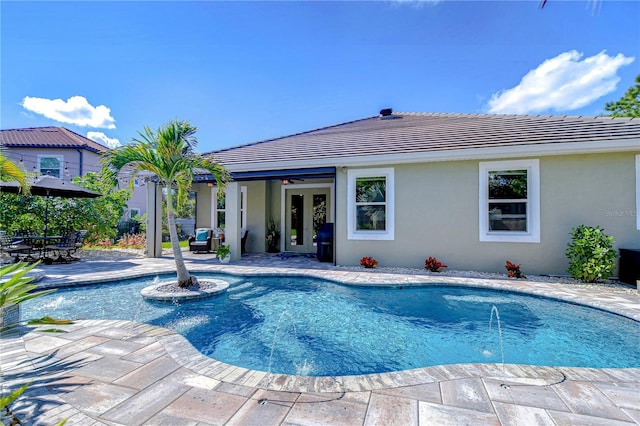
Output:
69,172,130,242
161,189,196,241
604,74,640,118
102,120,229,288
0,171,129,243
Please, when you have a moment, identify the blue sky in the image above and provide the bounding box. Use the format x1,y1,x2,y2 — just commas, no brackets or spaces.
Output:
2,1,639,153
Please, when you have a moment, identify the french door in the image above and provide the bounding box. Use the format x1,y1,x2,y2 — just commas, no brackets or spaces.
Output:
285,187,330,253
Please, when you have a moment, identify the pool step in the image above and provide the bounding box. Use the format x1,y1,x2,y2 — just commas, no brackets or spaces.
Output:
228,286,268,300
227,282,255,293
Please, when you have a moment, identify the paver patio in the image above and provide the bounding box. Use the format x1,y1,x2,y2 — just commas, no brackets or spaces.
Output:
1,251,639,425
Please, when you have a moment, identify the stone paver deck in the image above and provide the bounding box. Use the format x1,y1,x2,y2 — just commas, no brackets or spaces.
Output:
2,251,639,425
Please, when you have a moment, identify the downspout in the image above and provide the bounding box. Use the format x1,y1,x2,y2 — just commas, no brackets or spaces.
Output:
76,148,84,176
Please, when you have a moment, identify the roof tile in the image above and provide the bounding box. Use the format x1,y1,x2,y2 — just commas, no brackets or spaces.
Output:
207,112,640,168
0,127,109,152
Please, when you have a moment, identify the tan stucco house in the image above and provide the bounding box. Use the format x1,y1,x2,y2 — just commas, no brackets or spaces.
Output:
0,126,147,221
146,110,640,276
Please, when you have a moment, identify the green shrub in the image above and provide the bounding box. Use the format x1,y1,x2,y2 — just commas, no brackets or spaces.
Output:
1,262,55,316
566,225,618,283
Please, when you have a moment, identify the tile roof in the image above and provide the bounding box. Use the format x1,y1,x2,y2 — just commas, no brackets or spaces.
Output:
207,113,640,170
0,126,109,153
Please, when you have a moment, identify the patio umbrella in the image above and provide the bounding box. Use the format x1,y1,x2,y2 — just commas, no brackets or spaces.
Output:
0,175,101,237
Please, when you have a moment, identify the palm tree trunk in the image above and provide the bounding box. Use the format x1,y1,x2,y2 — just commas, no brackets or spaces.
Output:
166,189,196,288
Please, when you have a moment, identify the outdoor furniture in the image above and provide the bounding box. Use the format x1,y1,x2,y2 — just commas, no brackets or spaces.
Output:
0,230,33,263
1,175,101,240
189,228,215,253
316,223,334,263
241,228,248,254
619,248,640,286
72,230,88,258
11,230,43,262
45,233,78,263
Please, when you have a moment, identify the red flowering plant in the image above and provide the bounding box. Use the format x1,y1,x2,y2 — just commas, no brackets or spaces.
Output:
425,256,447,272
93,239,114,248
360,256,379,269
116,233,146,249
505,260,525,279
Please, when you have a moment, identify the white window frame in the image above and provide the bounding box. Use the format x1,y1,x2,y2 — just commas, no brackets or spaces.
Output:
38,155,63,178
347,167,395,240
636,155,640,230
211,186,246,229
479,159,540,243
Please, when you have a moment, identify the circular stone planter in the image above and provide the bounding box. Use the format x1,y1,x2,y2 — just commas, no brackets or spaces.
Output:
140,279,229,301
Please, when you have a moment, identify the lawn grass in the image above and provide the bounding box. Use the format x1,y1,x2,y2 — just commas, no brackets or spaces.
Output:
84,240,189,250
162,240,189,249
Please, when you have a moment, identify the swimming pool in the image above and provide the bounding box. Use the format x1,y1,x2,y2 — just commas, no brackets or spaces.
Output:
23,273,640,376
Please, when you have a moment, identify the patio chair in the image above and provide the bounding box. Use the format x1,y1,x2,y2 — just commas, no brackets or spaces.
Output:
45,232,78,264
188,228,214,253
0,230,33,263
10,230,41,262
241,228,249,254
72,230,88,258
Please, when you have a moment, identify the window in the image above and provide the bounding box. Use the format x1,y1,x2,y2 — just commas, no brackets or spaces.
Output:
215,193,226,229
212,186,247,229
347,168,394,240
479,159,540,243
38,155,63,178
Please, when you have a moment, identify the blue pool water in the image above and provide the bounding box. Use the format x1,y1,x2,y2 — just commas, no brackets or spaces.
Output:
23,274,640,376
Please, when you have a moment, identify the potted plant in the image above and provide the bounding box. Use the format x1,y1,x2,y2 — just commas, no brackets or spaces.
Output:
265,218,280,253
216,244,231,263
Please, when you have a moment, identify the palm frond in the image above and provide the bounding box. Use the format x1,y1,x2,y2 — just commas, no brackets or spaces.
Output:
98,119,229,288
0,151,30,193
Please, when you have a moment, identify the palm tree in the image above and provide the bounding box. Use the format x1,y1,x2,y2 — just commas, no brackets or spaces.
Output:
0,151,30,193
102,120,229,288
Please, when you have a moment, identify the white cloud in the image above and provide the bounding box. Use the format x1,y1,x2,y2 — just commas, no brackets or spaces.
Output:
487,50,634,114
87,131,121,148
21,95,116,129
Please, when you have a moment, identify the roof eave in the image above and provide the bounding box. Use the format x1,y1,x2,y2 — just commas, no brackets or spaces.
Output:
2,143,106,154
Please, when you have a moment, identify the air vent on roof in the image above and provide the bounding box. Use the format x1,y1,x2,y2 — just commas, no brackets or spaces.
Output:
379,107,401,120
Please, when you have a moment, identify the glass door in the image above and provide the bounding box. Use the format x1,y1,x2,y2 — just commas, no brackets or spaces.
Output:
285,188,329,253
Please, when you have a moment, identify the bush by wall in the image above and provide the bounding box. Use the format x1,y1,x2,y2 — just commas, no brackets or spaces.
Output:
566,225,617,283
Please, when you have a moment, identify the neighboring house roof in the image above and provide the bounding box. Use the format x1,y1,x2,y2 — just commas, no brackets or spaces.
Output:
0,127,109,153
207,112,640,172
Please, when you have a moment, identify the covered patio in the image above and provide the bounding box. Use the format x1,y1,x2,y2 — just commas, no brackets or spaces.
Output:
144,167,337,264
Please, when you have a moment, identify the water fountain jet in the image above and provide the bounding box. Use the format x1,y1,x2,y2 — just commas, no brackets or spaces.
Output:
489,305,505,373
